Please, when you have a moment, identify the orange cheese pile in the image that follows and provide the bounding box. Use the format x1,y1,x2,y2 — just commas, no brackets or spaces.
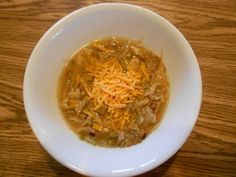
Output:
84,58,144,131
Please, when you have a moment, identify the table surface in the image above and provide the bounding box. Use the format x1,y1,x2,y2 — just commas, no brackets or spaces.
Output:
0,0,235,177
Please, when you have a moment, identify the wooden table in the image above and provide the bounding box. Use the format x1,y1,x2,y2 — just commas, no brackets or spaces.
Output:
0,0,235,176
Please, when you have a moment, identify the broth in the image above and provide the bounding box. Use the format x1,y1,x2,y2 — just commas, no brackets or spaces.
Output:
58,37,169,147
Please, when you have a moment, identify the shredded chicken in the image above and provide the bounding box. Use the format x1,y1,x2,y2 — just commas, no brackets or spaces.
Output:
58,37,169,147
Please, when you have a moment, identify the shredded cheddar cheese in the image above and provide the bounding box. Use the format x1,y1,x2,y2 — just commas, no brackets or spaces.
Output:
84,58,144,131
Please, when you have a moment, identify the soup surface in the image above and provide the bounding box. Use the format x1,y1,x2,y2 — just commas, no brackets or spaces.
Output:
58,37,169,147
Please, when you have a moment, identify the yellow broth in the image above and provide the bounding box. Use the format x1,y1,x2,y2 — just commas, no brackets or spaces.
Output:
58,37,169,147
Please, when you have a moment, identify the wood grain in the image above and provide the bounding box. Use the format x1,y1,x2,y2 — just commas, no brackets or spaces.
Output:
0,0,236,176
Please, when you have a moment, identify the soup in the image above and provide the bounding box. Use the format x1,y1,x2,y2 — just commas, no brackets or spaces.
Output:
58,37,169,147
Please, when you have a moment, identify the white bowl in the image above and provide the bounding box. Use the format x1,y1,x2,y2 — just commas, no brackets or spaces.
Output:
24,3,202,177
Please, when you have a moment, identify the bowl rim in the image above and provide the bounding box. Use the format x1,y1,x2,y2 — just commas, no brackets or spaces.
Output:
24,3,202,177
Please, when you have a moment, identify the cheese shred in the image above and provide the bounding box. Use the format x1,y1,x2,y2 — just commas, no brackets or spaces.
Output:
84,58,144,131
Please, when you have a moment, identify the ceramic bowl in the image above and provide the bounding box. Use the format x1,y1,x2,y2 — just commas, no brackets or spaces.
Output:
24,3,202,177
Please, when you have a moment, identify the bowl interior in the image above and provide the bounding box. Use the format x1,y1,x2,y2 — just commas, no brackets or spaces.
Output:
24,3,201,177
